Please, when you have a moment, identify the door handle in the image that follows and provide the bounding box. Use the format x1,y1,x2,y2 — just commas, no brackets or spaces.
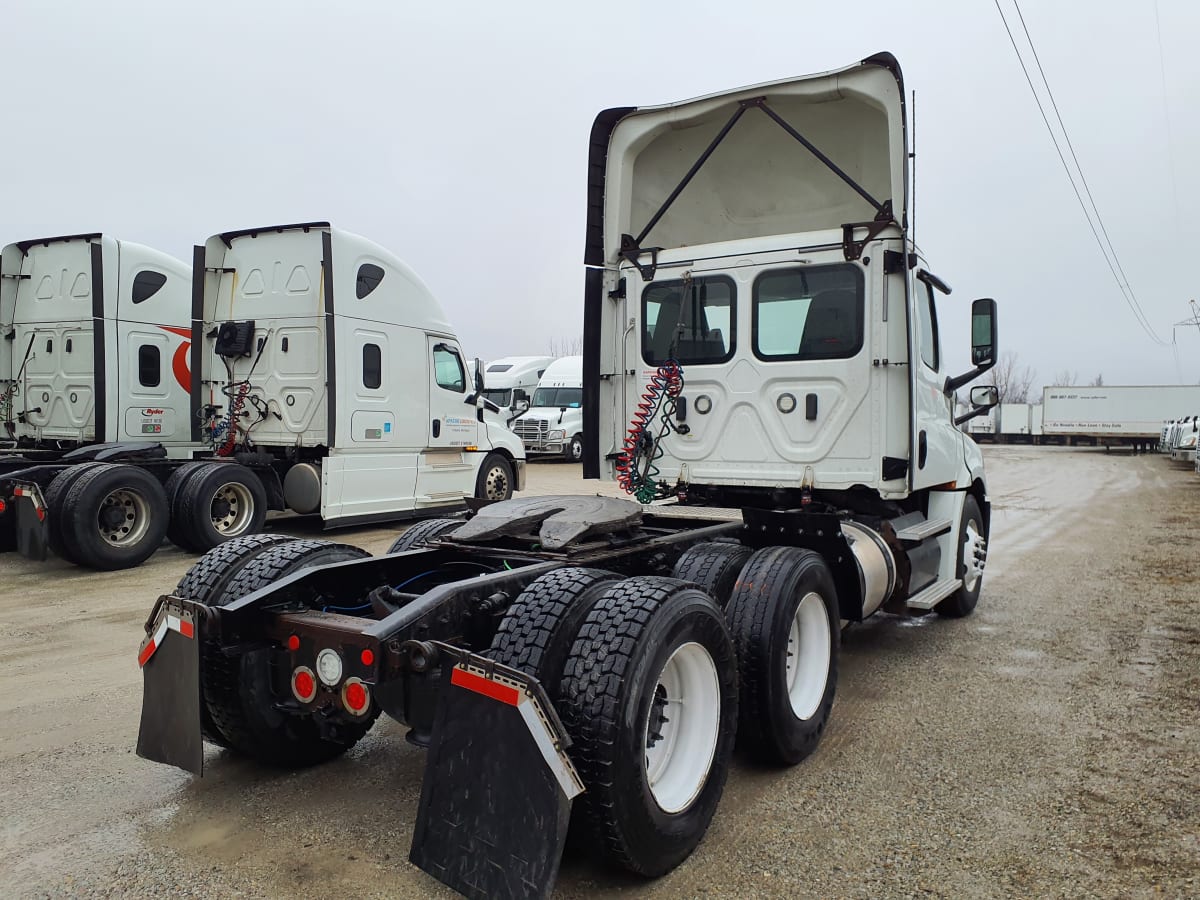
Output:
918,430,927,469
432,419,441,438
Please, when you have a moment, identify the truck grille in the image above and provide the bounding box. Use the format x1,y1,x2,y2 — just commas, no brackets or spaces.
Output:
513,418,548,440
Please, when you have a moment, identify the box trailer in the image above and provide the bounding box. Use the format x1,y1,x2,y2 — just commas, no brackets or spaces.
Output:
998,402,1031,441
1042,385,1200,451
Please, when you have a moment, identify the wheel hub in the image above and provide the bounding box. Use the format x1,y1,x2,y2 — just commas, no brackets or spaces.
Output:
784,592,831,721
963,520,986,591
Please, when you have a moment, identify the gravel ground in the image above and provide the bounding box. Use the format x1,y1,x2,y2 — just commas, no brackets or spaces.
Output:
1,448,1197,899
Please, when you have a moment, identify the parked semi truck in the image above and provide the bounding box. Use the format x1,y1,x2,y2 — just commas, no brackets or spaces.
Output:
135,55,1000,899
1,223,524,569
511,354,584,460
1042,385,1200,451
479,355,553,425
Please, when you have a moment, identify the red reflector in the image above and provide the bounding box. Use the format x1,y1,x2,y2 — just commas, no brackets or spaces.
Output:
450,667,520,706
360,648,375,666
292,668,316,702
36,507,45,521
345,680,368,712
0,498,6,514
137,639,156,668
286,634,300,651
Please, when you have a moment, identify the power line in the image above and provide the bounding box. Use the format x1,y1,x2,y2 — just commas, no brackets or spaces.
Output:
993,0,1170,346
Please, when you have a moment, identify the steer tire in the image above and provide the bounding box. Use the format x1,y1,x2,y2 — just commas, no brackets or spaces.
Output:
564,434,584,463
202,539,377,767
163,462,211,550
671,541,752,608
936,495,985,619
386,517,464,554
725,546,839,766
44,462,107,564
60,463,169,570
474,453,514,502
176,532,301,748
175,462,268,553
488,567,621,704
558,576,738,877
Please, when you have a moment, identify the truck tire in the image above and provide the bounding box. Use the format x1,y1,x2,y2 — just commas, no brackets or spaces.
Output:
564,434,584,463
386,517,463,553
936,494,985,618
558,576,738,876
671,542,752,608
725,546,839,765
175,462,268,552
175,532,301,747
202,539,376,767
44,462,107,564
163,461,210,549
474,453,514,502
488,567,620,704
60,463,169,570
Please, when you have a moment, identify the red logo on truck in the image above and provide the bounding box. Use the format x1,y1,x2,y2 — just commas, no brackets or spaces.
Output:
143,409,165,416
157,326,193,392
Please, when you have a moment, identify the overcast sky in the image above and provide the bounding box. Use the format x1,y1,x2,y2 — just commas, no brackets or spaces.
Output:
3,0,1197,391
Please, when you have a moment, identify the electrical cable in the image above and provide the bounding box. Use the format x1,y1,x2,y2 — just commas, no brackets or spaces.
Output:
995,0,1169,346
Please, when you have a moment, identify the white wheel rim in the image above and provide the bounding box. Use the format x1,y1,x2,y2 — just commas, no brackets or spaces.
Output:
483,465,508,500
97,488,151,547
643,641,721,814
785,592,831,720
210,482,255,535
962,518,984,591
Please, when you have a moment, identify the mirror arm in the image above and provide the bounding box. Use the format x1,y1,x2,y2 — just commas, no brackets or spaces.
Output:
944,357,995,396
954,405,991,427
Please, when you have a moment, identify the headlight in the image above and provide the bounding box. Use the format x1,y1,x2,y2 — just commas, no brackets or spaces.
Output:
548,429,565,440
1182,435,1197,448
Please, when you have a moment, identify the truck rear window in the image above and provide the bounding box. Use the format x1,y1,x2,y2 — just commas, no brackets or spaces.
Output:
642,276,735,366
752,264,863,361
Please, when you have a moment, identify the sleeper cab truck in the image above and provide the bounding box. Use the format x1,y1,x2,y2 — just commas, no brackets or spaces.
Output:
479,355,553,426
135,55,999,900
1,223,525,569
511,355,584,460
0,232,196,566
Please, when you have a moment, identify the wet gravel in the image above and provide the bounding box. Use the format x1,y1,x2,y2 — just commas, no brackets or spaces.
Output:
2,449,1197,898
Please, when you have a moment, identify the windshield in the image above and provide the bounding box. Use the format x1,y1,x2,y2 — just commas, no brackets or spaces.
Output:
482,388,512,407
532,387,582,409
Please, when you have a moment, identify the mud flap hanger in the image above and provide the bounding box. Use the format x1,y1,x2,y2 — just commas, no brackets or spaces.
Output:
619,95,895,280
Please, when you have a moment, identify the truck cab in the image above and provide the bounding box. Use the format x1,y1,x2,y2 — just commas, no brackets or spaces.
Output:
195,222,526,523
512,355,584,460
585,53,998,613
479,355,553,426
0,234,192,447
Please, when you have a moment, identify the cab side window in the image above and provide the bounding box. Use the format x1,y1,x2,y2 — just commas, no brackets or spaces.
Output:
433,345,465,392
917,283,940,371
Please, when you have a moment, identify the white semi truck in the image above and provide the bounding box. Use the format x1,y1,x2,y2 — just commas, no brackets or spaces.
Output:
136,55,1000,899
479,355,553,425
511,355,584,460
1,223,524,569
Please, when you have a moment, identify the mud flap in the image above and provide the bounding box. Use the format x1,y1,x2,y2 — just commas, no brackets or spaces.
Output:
135,599,204,776
410,647,584,900
11,482,49,561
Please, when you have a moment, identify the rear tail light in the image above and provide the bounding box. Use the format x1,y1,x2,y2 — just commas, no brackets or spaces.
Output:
341,677,371,716
291,666,317,703
0,498,7,515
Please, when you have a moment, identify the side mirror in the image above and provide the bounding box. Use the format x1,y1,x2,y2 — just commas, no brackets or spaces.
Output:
971,298,997,367
945,297,999,396
513,398,529,413
969,385,998,408
473,358,484,394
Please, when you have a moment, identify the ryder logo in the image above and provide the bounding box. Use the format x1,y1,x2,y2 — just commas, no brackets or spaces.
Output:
157,326,193,392
143,408,165,416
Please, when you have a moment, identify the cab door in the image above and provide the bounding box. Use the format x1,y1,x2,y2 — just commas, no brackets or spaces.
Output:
426,337,478,449
416,337,478,504
909,277,961,489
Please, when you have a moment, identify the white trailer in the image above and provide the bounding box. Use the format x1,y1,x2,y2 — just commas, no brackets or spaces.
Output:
998,402,1031,441
1,223,525,569
1030,404,1043,442
968,406,997,441
1042,385,1200,451
511,355,584,460
479,355,554,425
